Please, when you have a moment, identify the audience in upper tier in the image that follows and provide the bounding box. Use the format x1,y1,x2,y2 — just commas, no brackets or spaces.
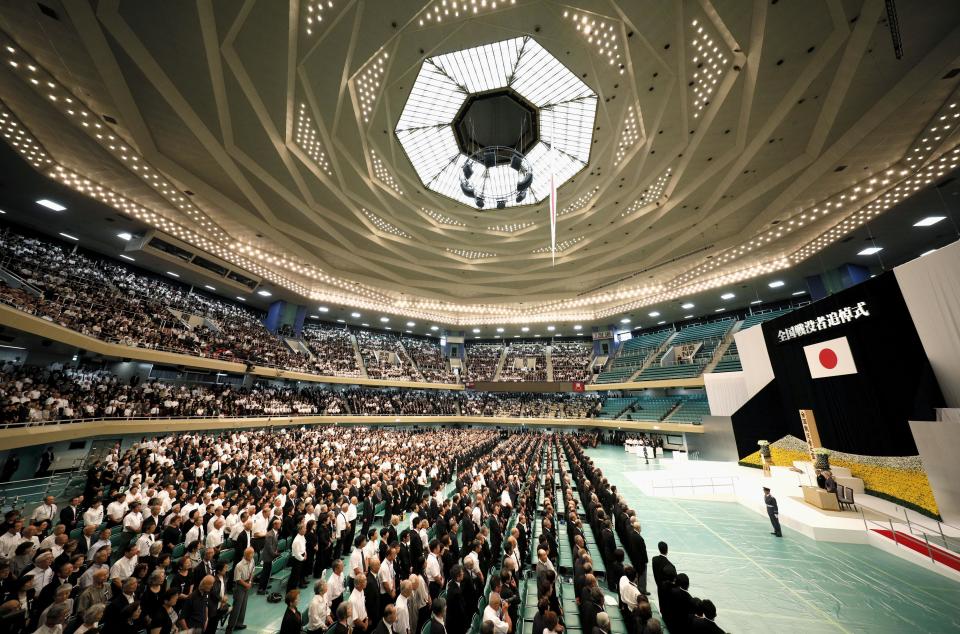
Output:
0,363,602,425
550,343,593,383
0,229,604,386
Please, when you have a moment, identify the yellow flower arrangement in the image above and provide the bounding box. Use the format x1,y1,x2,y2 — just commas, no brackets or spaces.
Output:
739,442,940,517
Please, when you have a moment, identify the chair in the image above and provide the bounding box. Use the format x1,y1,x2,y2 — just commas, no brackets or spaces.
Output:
269,553,291,589
837,485,857,511
421,621,433,634
171,543,186,559
69,527,84,540
217,549,235,564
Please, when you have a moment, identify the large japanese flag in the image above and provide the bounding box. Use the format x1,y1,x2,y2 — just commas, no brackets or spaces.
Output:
804,336,858,379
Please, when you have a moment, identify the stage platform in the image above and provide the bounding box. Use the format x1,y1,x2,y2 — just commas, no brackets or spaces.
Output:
586,444,960,634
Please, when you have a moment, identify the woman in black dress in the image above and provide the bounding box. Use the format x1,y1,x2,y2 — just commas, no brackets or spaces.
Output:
280,589,302,634
169,557,194,611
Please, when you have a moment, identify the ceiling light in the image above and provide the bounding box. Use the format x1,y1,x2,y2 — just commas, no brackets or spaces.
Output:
0,209,6,214
385,326,392,330
430,325,439,331
657,320,666,325
337,319,345,323
406,330,412,333
351,312,361,318
721,292,735,300
921,249,937,257
620,318,630,324
406,321,416,327
362,323,370,327
573,325,583,331
117,232,133,241
684,315,694,319
118,254,135,262
792,290,807,296
475,336,481,339
166,271,180,278
380,317,389,322
681,303,694,310
714,308,725,312
535,334,541,338
521,327,529,332
236,296,246,301
395,36,597,209
914,216,946,227
648,311,660,318
472,328,481,333
310,315,319,319
768,280,785,288
37,199,66,211
58,232,78,241
204,285,216,291
513,335,520,338
496,327,504,333
256,290,272,297
318,306,330,312
750,299,762,305
547,326,556,331
858,246,883,256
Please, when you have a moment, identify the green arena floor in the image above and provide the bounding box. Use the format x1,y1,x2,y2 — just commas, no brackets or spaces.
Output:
585,444,960,633
222,445,960,634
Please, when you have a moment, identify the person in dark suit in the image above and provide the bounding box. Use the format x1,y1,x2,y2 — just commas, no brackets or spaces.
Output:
76,524,97,556
627,521,648,595
666,573,696,634
59,496,80,532
258,519,280,594
650,542,671,589
0,452,19,482
279,589,302,634
365,558,383,624
444,565,467,634
371,604,397,634
763,488,782,537
607,549,626,592
178,576,214,633
689,599,725,633
35,447,54,478
330,602,351,634
431,598,448,634
233,520,253,565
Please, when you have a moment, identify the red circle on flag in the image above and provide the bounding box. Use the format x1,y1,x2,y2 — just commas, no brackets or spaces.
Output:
819,348,838,369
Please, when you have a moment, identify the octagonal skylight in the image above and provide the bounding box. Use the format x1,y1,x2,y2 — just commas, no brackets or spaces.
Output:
395,36,597,209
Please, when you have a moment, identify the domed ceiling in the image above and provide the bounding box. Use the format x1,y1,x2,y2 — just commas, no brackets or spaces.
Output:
0,0,959,325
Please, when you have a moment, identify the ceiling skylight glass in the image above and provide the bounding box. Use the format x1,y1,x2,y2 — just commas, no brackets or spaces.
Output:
395,36,597,209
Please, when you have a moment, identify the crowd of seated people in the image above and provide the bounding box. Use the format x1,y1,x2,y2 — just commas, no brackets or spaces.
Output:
550,343,593,383
0,364,348,425
0,426,547,634
562,434,728,633
300,325,362,377
354,331,421,381
498,344,547,382
0,363,611,425
465,344,502,382
343,388,461,416
461,392,600,418
0,232,307,370
400,337,458,384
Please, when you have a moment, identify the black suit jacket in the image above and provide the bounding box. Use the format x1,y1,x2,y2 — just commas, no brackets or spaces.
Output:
445,580,466,634
431,618,447,634
690,617,726,633
651,555,671,588
371,620,391,634
365,571,381,622
59,506,78,530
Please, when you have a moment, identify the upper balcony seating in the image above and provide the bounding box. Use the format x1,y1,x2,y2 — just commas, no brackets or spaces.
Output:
595,329,673,384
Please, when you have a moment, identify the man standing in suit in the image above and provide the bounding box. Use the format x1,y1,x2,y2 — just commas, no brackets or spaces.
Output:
431,598,448,634
445,565,467,634
365,557,383,624
258,519,280,595
59,496,81,532
763,488,782,537
372,604,397,634
650,542,671,590
627,519,648,595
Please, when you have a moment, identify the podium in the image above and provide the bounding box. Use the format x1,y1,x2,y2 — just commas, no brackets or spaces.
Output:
801,485,840,511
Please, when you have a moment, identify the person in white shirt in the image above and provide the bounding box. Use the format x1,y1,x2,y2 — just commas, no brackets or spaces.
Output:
185,515,205,546
306,579,331,633
349,535,366,583
135,520,157,556
393,580,412,634
482,592,511,634
31,496,58,524
290,524,307,591
326,559,345,614
206,518,225,551
378,548,397,601
106,495,127,526
348,574,369,631
619,566,642,613
109,544,139,582
28,552,56,594
0,520,22,559
425,541,444,598
83,501,103,527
